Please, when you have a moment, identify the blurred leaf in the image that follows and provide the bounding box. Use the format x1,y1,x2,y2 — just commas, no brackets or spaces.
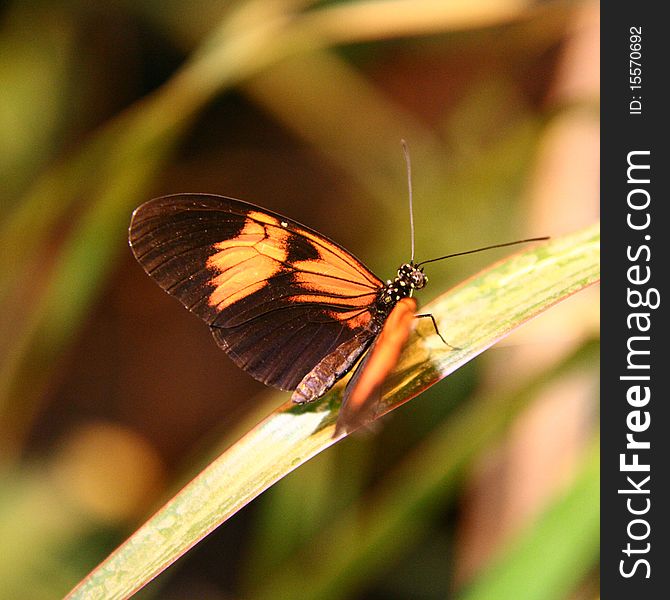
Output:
66,223,599,599
458,436,599,600
240,448,340,581
296,0,538,43
243,48,441,202
0,468,98,600
0,4,76,205
239,427,376,589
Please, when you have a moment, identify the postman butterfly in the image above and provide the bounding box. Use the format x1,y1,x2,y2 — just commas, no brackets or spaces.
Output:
129,144,547,434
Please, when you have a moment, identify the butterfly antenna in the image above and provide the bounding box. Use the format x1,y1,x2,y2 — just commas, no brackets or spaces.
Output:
417,237,550,267
401,139,415,263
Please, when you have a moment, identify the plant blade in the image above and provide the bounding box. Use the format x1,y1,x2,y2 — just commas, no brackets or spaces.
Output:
66,223,599,599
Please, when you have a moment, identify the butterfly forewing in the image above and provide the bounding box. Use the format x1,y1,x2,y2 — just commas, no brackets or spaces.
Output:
129,194,383,391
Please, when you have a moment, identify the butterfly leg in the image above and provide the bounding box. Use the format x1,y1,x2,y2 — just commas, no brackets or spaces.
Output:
415,313,460,350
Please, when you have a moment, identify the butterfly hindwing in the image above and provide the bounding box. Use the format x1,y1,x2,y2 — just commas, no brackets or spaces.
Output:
335,297,417,435
129,194,384,391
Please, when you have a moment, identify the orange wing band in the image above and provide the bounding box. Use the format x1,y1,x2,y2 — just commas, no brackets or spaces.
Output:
336,297,417,434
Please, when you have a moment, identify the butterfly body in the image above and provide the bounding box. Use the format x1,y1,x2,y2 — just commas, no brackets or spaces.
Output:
291,263,426,405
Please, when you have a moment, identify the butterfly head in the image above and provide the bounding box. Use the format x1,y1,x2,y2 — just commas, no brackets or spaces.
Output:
398,263,427,291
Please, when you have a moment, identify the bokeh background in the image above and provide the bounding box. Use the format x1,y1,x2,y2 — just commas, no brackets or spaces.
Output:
0,1,599,598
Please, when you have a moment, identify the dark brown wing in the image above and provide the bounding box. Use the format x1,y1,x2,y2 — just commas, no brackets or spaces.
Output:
129,193,383,390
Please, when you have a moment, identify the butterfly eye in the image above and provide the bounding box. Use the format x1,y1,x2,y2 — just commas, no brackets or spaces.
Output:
411,270,426,289
396,264,426,289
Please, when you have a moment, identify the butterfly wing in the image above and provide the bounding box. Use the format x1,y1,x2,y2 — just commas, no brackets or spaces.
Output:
335,297,417,435
129,194,383,391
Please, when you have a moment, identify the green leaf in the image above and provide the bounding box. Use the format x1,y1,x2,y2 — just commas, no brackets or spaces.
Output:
458,437,600,600
66,223,599,599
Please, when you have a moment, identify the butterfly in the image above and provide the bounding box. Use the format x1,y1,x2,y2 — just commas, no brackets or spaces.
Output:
129,148,547,435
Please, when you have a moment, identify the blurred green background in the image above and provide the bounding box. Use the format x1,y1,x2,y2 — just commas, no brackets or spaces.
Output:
0,1,599,598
